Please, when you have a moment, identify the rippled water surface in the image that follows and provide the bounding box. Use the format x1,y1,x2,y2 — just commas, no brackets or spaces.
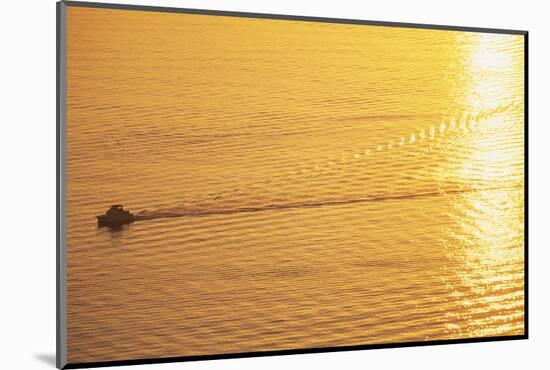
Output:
65,7,525,363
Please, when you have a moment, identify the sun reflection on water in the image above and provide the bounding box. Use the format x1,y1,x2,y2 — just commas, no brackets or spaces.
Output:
439,32,524,337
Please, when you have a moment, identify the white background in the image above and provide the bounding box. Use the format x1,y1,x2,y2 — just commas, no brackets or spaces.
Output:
1,0,547,369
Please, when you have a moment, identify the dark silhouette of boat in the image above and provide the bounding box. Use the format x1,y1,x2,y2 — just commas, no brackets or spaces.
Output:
97,205,134,227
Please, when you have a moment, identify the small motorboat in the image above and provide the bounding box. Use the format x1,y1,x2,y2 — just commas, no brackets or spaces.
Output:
97,205,135,227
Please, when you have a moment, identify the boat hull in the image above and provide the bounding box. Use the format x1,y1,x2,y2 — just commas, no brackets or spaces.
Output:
96,214,135,226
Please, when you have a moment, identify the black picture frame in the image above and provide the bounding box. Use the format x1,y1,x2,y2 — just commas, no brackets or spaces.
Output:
56,1,528,368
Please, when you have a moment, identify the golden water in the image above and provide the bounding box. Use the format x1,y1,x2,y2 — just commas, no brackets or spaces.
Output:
65,7,525,363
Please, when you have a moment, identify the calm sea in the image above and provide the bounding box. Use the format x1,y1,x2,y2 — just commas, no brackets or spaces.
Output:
65,7,525,363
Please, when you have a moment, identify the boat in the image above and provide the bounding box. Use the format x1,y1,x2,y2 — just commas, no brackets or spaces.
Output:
96,205,135,227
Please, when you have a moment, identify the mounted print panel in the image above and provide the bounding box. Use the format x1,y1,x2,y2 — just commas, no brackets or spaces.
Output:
57,1,527,368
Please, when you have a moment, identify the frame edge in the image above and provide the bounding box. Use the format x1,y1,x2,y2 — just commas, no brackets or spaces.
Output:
57,1,68,369
523,32,529,339
62,0,527,35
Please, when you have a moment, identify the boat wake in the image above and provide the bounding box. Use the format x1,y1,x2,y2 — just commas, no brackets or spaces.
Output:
107,101,523,226
133,185,516,221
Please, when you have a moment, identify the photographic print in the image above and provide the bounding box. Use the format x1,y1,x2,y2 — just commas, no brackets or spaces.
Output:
57,1,527,368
